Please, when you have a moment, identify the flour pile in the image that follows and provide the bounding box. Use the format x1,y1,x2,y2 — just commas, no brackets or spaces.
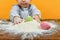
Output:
0,20,56,36
5,20,40,33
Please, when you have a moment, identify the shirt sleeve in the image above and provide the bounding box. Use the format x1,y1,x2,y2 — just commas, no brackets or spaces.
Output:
31,5,41,18
10,5,20,22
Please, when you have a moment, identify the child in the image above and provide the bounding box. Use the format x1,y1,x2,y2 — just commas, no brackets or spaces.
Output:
10,0,41,24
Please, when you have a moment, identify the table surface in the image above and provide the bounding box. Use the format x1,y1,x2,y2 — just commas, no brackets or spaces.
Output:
0,21,60,40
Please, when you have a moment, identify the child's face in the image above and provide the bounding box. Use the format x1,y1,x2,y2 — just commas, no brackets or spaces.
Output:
17,0,31,8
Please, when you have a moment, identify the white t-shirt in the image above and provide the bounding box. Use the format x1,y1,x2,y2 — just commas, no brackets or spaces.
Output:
10,4,41,22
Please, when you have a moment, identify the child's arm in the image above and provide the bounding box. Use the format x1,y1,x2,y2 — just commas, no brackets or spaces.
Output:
31,5,41,22
10,5,22,24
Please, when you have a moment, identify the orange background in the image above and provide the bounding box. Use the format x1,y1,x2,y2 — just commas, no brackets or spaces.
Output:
0,0,60,19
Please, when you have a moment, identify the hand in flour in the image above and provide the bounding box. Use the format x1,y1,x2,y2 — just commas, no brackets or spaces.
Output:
33,14,40,23
14,16,24,24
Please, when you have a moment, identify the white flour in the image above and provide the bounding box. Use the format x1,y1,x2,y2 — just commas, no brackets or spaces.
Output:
6,20,41,33
2,20,57,35
0,21,58,40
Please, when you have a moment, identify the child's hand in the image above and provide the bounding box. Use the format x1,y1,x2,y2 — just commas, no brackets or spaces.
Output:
33,14,40,23
14,16,23,24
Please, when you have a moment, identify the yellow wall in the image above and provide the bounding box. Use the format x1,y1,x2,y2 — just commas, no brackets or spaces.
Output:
0,0,60,19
